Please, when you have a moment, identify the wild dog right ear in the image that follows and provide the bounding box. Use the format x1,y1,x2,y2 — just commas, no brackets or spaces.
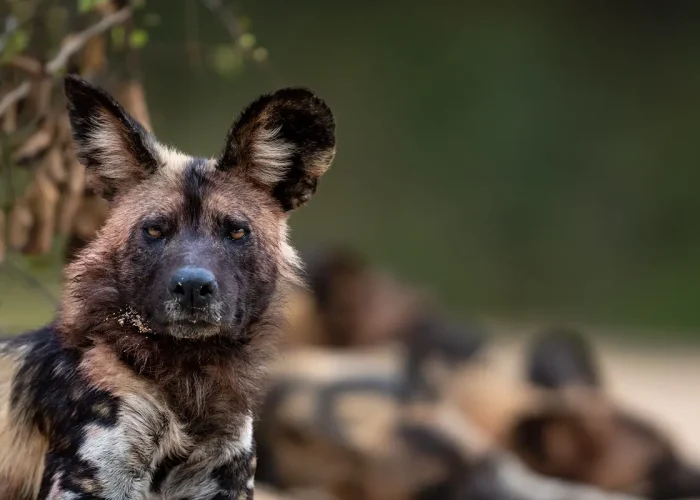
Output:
527,328,602,390
64,75,159,199
217,88,336,211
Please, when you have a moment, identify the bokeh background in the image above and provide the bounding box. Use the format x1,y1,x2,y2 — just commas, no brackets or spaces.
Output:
2,1,700,495
4,0,700,337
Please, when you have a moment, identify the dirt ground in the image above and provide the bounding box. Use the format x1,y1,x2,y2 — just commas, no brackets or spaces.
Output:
489,333,700,463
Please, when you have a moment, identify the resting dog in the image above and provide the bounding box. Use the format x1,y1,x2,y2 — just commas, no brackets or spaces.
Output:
0,76,335,499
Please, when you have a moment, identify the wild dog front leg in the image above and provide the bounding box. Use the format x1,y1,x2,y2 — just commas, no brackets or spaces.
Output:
38,431,150,500
39,452,115,499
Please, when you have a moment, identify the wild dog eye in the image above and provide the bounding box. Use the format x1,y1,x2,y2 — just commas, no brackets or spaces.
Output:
144,226,163,239
230,228,246,240
224,220,250,242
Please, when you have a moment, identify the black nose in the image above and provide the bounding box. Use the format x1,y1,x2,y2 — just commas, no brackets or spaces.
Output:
169,267,218,308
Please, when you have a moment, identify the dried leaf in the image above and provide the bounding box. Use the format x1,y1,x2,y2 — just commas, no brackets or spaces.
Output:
80,35,106,77
43,146,66,184
2,101,17,134
12,121,54,166
26,171,60,255
57,158,86,235
117,80,152,132
56,111,73,147
4,55,43,76
30,77,55,116
8,199,33,251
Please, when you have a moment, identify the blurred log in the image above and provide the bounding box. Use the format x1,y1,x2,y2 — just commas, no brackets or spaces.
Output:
8,198,34,251
11,116,55,166
80,36,107,78
2,101,17,134
25,170,60,255
44,145,66,185
57,157,86,236
3,55,43,77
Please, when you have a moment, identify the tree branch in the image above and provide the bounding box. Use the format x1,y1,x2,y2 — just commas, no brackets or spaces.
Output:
0,6,133,118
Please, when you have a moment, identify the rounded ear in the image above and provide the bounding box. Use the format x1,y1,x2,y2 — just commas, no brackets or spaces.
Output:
217,87,336,211
526,327,603,390
509,392,614,482
64,75,159,199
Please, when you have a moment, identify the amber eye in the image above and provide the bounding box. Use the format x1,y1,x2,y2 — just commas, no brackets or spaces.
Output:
145,226,163,239
230,228,246,240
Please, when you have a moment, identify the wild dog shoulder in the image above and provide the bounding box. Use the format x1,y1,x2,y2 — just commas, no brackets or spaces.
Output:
0,330,49,500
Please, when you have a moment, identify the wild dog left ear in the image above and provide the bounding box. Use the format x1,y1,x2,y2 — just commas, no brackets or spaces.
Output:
217,87,336,211
64,75,159,200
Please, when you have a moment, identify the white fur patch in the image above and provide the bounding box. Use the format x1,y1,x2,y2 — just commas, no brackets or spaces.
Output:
78,423,146,498
279,222,302,285
77,389,191,499
153,143,196,173
156,414,255,499
86,114,134,183
250,126,295,185
236,413,255,455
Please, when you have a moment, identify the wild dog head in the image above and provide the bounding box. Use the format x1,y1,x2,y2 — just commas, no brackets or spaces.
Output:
60,76,335,348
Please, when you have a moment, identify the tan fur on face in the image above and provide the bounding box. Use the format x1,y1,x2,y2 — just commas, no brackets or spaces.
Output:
61,153,301,339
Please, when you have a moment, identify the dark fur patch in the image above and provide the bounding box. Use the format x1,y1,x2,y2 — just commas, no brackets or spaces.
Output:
151,453,189,493
527,328,601,390
11,327,120,438
217,87,335,211
183,158,211,225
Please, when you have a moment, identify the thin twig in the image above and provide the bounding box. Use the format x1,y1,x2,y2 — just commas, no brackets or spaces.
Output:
0,6,133,118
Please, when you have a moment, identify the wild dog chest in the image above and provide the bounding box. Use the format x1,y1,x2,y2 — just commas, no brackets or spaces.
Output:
6,331,256,500
43,385,256,500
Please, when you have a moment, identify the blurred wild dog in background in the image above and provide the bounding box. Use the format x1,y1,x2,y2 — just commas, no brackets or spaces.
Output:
257,250,700,500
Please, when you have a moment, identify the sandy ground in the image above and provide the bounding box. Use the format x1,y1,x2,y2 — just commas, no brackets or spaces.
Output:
488,334,700,463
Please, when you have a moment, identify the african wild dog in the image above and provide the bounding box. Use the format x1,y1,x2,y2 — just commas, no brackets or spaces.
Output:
512,330,700,499
0,75,335,499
